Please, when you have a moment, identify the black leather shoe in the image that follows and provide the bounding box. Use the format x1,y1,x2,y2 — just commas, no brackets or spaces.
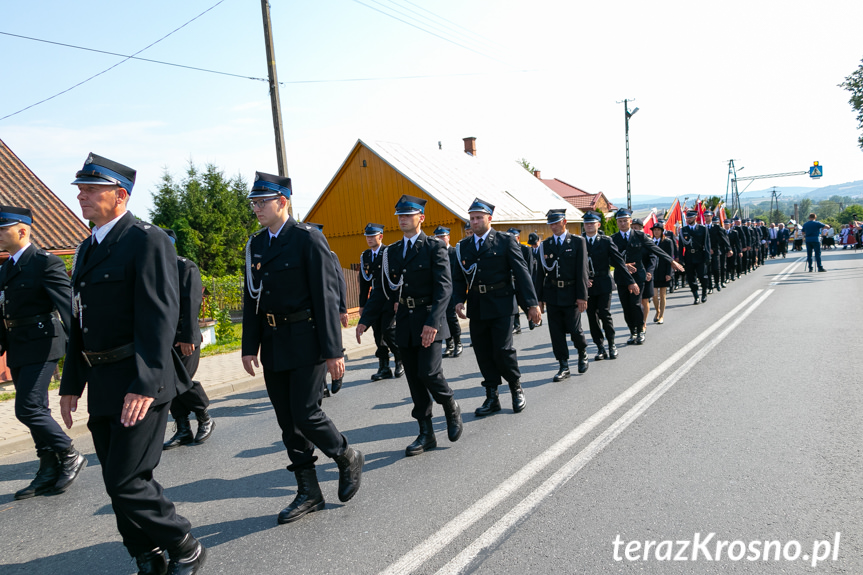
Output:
608,343,618,359
553,361,570,382
693,296,700,305
442,398,463,442
474,386,501,417
578,351,588,374
167,534,206,575
442,339,455,358
818,267,826,272
278,467,325,524
626,330,637,345
513,325,522,335
509,381,526,413
708,288,713,294
15,450,59,500
405,417,437,456
371,359,393,381
163,419,194,450
636,330,645,345
528,320,537,330
194,411,214,444
393,361,405,378
322,383,331,398
330,378,343,394
136,548,168,575
594,346,608,361
52,445,86,494
701,294,707,303
334,447,364,502
453,341,463,357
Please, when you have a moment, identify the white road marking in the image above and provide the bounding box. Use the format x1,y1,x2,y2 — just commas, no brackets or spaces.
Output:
434,288,774,575
379,289,765,575
770,256,805,285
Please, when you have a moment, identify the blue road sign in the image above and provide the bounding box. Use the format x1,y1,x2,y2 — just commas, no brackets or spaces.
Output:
809,163,823,178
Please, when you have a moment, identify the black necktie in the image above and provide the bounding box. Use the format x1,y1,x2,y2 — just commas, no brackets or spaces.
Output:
557,236,563,246
477,238,484,251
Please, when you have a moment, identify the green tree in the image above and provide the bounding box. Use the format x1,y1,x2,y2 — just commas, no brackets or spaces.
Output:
600,211,618,236
516,158,536,173
703,195,723,210
839,57,863,151
797,198,812,219
838,204,863,224
150,162,259,275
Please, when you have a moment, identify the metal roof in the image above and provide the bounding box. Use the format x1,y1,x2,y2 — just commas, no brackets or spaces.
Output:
362,139,583,223
0,137,90,251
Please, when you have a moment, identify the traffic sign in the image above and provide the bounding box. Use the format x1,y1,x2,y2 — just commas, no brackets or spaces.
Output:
809,161,822,179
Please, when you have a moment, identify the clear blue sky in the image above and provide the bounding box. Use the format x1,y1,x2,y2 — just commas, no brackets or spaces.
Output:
2,0,862,223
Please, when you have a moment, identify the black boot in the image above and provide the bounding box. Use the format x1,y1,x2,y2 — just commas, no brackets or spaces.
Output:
331,378,343,394
278,467,325,524
442,398,463,442
553,361,571,382
474,386,501,417
194,410,214,444
334,446,364,502
594,345,608,361
701,287,708,303
393,360,405,377
509,380,526,413
626,329,637,345
163,418,194,450
371,358,393,381
442,338,455,358
166,533,206,575
53,445,87,494
136,548,168,575
453,338,463,358
405,417,437,456
15,450,59,500
692,290,700,305
608,342,618,359
578,350,589,374
636,327,645,345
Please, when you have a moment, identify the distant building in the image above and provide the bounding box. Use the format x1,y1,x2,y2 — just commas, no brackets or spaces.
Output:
304,137,584,269
537,174,617,216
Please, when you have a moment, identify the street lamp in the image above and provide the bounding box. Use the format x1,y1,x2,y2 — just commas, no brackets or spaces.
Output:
623,99,639,210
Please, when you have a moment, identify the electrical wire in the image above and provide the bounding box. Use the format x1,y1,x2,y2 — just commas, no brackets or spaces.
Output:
395,0,508,52
0,0,228,122
373,0,495,55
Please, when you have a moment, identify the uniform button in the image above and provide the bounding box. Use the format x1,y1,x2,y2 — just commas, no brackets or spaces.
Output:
264,272,269,276
104,274,109,278
83,327,89,333
80,282,86,287
266,291,270,295
83,304,87,309
404,283,409,287
402,269,406,273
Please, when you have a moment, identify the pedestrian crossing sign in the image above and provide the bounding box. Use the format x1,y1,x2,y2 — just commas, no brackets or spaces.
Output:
809,162,822,179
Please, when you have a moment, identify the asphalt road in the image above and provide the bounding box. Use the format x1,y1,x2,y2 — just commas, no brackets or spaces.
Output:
1,249,861,575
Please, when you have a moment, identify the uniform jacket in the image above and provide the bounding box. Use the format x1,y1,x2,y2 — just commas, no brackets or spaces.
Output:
725,227,741,254
0,245,72,368
653,237,676,282
358,246,385,308
610,229,674,285
447,245,463,310
331,252,347,314
452,229,538,320
241,217,343,372
584,234,633,296
359,232,451,346
777,228,790,242
535,233,589,306
59,212,191,416
175,256,203,346
679,224,711,262
708,223,732,255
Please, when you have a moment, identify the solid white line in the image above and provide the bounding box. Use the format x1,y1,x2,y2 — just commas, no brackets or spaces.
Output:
378,289,765,575
435,289,775,575
770,256,805,285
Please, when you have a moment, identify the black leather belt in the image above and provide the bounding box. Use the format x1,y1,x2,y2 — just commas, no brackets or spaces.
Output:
546,279,578,289
470,281,509,294
82,342,135,367
3,311,60,329
265,309,313,327
399,296,432,309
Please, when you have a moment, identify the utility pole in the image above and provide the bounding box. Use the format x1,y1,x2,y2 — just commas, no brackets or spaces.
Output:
261,0,292,215
618,99,639,210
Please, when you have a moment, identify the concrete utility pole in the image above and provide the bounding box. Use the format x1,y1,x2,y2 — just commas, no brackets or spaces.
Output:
261,0,292,215
618,99,639,210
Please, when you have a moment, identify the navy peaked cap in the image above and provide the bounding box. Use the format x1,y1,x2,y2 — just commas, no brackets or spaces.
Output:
685,209,698,217
506,227,521,235
249,172,291,199
651,219,665,230
468,198,494,215
433,226,450,236
582,211,602,223
614,208,632,219
546,209,566,224
0,206,33,227
364,223,384,236
528,232,539,244
631,218,644,226
394,194,426,215
71,153,136,193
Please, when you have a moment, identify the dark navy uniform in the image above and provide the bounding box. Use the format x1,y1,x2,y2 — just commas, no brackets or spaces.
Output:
507,228,533,333
679,215,712,303
536,211,589,379
584,222,634,359
358,223,400,377
705,218,731,289
361,201,461,455
0,210,82,500
433,226,463,358
452,198,538,416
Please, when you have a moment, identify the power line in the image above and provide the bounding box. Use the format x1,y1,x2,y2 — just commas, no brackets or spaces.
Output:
0,0,228,122
377,0,501,55
396,0,509,52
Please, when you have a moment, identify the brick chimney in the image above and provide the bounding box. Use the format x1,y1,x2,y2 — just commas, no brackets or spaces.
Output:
463,137,477,157
533,169,542,179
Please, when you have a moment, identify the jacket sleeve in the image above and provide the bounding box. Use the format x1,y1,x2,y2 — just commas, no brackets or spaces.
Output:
177,260,203,344
451,241,468,306
427,239,452,329
308,233,343,359
242,235,262,358
607,240,636,286
642,231,675,264
331,252,348,314
508,235,538,308
573,236,589,301
358,252,371,308
43,254,73,338
535,243,546,302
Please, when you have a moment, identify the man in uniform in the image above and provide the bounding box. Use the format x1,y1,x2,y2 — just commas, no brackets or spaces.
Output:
611,209,682,345
506,227,533,334
703,211,732,292
732,216,749,275
60,153,205,574
162,229,215,450
241,172,362,526
583,211,637,361
724,217,741,281
679,209,711,305
0,206,84,501
358,223,404,378
357,197,462,456
452,199,541,416
433,226,463,358
535,209,589,381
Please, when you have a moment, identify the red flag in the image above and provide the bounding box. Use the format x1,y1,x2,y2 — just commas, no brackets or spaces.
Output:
716,203,726,225
664,198,682,231
696,200,705,225
643,211,657,231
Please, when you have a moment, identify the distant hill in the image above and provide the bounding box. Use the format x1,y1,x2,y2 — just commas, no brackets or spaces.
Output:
804,180,863,200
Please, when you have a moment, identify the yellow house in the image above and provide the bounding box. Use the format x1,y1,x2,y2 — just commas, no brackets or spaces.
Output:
305,137,584,269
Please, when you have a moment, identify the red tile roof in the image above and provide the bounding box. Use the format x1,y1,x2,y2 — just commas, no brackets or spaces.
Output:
0,138,89,251
540,178,617,214
540,178,590,197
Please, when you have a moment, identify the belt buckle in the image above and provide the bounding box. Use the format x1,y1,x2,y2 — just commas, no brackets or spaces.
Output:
557,280,565,288
406,297,416,309
81,351,92,367
478,285,487,294
266,313,276,327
